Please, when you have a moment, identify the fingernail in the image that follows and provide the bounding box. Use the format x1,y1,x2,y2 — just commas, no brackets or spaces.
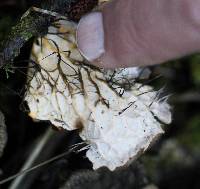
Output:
77,12,105,61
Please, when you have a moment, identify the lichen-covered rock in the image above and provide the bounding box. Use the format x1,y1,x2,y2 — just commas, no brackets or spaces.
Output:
25,1,171,171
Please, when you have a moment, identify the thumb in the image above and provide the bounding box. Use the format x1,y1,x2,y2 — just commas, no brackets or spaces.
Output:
77,0,129,68
76,12,105,65
77,0,200,68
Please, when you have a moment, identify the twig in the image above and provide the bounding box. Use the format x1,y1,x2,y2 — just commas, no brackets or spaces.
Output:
8,128,54,189
0,130,83,186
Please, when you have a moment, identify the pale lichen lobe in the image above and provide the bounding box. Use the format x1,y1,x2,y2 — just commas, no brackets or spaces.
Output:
25,18,171,170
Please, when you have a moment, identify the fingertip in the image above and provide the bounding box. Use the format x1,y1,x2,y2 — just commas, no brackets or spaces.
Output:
76,12,105,62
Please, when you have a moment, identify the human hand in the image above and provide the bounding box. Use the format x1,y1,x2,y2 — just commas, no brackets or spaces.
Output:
77,0,200,68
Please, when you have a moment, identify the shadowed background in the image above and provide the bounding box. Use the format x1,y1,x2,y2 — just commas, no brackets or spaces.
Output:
0,0,200,188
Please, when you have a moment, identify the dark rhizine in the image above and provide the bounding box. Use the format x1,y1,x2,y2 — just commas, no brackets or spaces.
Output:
0,0,98,68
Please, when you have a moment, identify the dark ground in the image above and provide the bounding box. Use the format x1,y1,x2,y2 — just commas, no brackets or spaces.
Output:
0,1,200,189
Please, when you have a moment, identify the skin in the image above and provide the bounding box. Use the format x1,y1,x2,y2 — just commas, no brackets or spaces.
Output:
77,0,200,68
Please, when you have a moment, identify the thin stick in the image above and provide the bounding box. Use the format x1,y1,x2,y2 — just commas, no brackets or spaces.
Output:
8,128,54,189
0,141,80,185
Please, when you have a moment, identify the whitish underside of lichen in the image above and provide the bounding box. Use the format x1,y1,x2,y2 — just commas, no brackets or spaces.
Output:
25,1,171,171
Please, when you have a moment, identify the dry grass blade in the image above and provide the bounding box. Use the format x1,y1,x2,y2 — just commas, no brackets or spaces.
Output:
0,140,86,185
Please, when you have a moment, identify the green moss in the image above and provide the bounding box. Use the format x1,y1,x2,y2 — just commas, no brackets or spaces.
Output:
9,15,35,40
